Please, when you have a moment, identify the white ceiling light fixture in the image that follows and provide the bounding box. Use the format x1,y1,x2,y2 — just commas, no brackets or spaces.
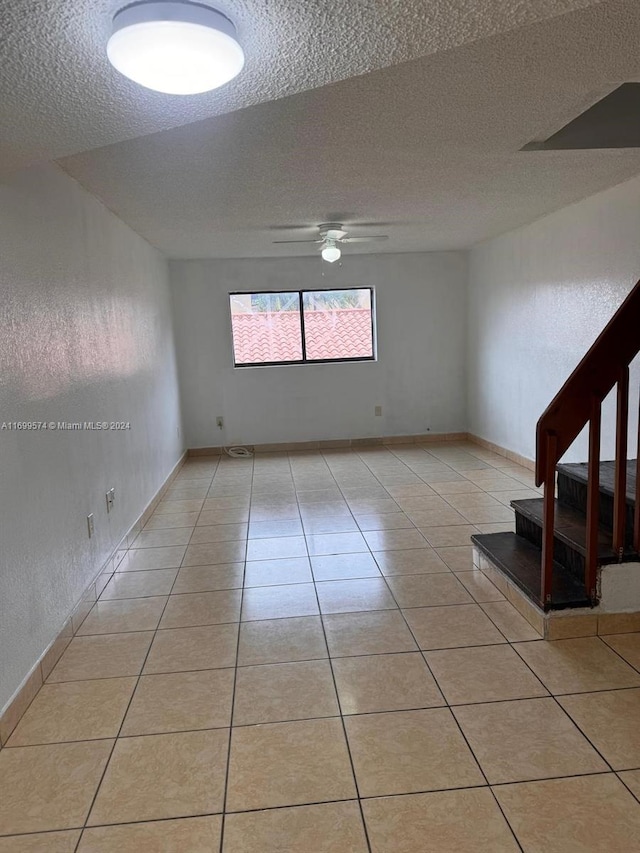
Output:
107,1,245,95
321,240,341,263
274,223,389,263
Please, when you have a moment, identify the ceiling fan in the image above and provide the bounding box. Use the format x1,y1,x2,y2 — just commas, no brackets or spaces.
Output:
273,223,389,263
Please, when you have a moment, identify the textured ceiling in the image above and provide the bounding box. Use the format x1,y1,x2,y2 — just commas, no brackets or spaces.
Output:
0,0,605,172
5,0,640,257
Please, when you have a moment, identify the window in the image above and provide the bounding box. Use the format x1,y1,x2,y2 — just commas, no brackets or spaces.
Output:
229,288,375,366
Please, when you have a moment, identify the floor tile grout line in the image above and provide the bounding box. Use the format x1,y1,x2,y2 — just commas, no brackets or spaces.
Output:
74,544,201,849
42,663,640,697
382,442,523,527
15,694,640,749
8,448,608,845
469,597,538,644
219,449,519,621
53,448,562,678
425,562,514,642
347,443,511,544
110,556,505,592
297,455,361,564
218,453,254,853
328,440,522,832
180,461,243,573
617,770,640,805
52,599,538,641
376,447,524,623
141,460,219,541
367,445,468,486
96,465,213,606
436,476,518,528
289,451,374,853
543,693,617,776
56,469,221,633
599,634,640,677
1,767,633,843
328,454,422,536
485,768,617,789
289,457,378,853
360,510,526,853
73,465,221,852
510,632,640,695
507,637,637,778
335,454,500,648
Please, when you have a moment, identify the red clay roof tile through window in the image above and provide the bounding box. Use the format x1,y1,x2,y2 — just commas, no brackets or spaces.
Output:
231,308,373,364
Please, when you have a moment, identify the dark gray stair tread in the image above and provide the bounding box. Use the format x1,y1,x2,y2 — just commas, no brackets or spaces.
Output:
511,498,624,562
557,461,636,506
471,532,590,610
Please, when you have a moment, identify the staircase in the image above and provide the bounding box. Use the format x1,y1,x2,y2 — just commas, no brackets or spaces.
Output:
472,277,640,612
472,461,638,611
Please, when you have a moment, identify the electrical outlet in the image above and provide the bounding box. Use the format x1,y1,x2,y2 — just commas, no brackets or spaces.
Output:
87,513,95,538
216,417,224,429
374,406,382,417
106,488,115,513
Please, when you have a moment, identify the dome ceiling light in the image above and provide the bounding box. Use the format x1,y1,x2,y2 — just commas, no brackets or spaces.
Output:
321,240,341,263
107,1,245,95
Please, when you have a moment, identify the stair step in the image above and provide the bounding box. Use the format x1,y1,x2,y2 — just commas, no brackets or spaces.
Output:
557,460,636,545
471,532,591,610
511,498,625,563
557,460,637,506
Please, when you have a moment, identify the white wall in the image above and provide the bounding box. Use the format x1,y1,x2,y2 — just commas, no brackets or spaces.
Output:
0,165,183,713
170,253,468,447
468,176,640,465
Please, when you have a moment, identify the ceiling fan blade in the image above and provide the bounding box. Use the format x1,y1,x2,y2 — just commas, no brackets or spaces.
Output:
267,224,316,232
272,238,322,244
342,235,389,243
345,221,400,228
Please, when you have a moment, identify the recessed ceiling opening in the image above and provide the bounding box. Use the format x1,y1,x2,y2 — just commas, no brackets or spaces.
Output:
522,83,640,150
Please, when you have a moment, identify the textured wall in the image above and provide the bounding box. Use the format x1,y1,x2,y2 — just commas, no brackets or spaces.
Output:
0,166,183,713
170,253,468,447
468,175,640,464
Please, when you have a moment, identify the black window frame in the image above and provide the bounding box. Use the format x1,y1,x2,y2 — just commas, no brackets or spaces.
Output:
229,287,377,368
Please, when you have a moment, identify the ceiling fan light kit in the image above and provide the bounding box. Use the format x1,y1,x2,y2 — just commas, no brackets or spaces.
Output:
321,241,341,263
273,223,389,263
107,1,244,95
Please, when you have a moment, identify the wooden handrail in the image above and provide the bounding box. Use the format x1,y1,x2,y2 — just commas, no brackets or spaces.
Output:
535,278,640,605
536,280,640,479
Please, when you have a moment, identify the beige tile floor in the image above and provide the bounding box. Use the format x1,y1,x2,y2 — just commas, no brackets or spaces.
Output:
2,442,640,851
